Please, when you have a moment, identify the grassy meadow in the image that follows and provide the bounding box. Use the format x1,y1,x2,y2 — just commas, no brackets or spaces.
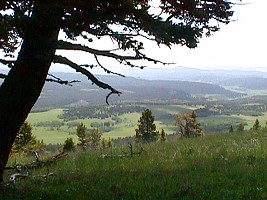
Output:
27,110,143,143
2,132,267,199
26,105,264,144
26,107,177,144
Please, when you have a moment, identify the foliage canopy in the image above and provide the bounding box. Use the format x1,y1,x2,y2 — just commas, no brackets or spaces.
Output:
1,0,236,91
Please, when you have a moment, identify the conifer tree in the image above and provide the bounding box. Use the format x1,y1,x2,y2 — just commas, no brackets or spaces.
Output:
159,128,167,142
229,125,234,133
13,121,34,151
63,137,75,152
252,119,260,131
175,111,202,137
237,123,244,132
135,109,158,142
76,123,88,151
89,129,102,150
101,138,106,149
107,138,113,148
13,121,45,154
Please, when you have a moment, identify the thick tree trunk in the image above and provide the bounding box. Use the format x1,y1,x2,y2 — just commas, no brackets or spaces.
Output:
0,2,62,182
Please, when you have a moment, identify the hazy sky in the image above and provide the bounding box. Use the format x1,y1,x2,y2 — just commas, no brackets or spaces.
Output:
54,0,267,74
156,0,266,71
138,0,266,71
1,0,266,74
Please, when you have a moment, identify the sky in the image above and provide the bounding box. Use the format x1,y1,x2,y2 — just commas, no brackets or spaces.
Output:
1,0,266,74
54,0,267,74
138,0,267,71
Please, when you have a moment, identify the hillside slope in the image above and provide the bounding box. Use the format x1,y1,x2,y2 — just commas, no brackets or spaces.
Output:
31,72,241,109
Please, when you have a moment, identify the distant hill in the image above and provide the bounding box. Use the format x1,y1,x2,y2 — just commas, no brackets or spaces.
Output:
121,67,267,83
0,69,248,109
221,77,267,90
29,72,241,109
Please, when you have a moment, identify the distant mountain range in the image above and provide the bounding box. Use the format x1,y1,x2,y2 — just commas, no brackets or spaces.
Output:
2,67,267,109
121,67,267,83
28,72,241,109
220,77,267,90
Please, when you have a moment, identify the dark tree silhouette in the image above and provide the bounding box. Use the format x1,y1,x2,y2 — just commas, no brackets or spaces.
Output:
159,128,167,142
252,119,260,131
0,0,236,181
229,125,234,133
63,137,75,152
76,123,88,151
237,123,245,132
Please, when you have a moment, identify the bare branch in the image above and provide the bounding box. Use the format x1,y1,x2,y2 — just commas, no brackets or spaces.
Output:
53,55,122,104
94,54,125,77
0,73,7,79
0,73,80,86
82,29,156,41
79,64,98,69
46,74,80,86
9,173,29,183
0,59,15,68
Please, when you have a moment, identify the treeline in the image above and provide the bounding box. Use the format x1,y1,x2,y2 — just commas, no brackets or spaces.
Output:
60,104,145,120
195,100,267,118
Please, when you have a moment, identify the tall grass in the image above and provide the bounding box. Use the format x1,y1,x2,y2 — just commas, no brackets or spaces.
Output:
2,132,267,199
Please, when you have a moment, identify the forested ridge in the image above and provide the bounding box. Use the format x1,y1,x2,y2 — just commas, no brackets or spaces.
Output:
29,73,242,109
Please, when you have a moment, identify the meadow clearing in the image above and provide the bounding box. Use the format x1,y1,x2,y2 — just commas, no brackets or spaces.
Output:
2,132,267,199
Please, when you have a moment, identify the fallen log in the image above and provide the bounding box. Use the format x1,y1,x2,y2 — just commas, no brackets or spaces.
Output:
4,151,67,184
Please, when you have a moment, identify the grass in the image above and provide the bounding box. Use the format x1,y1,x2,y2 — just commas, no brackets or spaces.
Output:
27,109,64,124
27,110,142,143
231,112,267,129
2,132,267,199
27,110,175,143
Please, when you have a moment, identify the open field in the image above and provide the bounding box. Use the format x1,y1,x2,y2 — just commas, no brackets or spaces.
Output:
27,109,64,124
231,112,267,129
28,110,149,143
3,132,267,199
27,107,180,144
26,100,267,144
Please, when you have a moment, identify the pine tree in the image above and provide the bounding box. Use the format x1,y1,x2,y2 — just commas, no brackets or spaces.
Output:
135,109,158,143
252,119,260,131
13,121,45,154
76,123,88,151
14,121,33,149
229,125,234,133
107,138,113,148
88,129,102,150
237,123,244,132
63,137,75,152
13,121,34,152
159,128,167,142
175,111,203,137
101,138,106,149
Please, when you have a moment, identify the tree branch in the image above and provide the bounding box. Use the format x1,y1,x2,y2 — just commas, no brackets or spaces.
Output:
1,73,80,87
0,73,7,79
53,55,122,104
0,59,15,68
94,54,125,77
56,40,173,67
46,74,80,86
